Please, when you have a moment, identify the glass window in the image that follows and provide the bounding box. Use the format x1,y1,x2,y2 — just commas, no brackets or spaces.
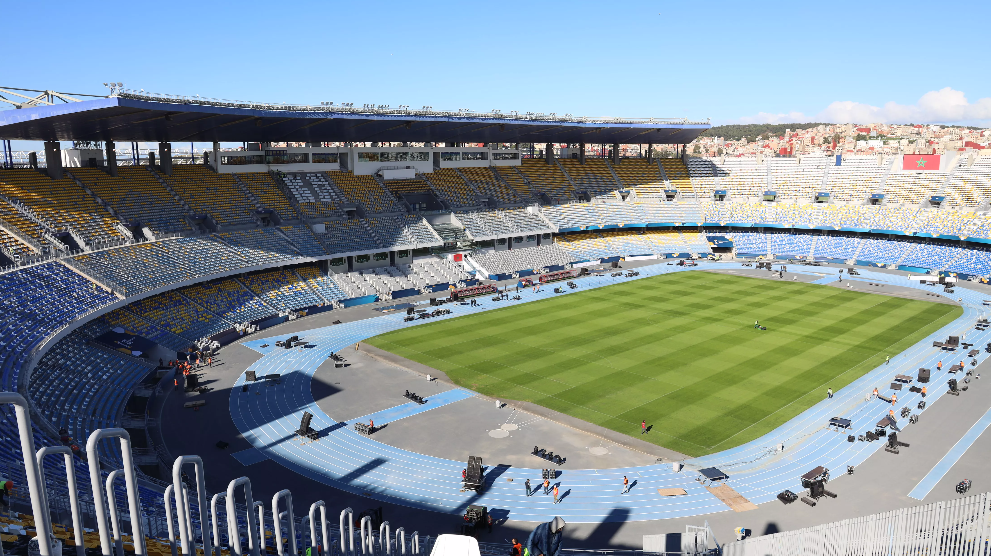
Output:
462,151,487,161
355,254,371,263
373,252,389,261
514,236,524,243
397,250,409,258
329,257,345,266
221,155,263,165
288,153,308,164
393,151,409,161
312,153,339,164
493,152,520,160
526,235,536,242
265,150,289,164
441,152,461,161
496,238,507,245
411,152,430,161
380,152,392,162
358,152,379,162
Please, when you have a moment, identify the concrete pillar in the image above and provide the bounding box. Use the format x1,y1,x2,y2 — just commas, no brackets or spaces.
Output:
105,141,118,177
28,152,38,169
579,143,586,164
44,141,63,179
545,143,554,164
158,142,173,175
212,142,220,172
612,143,620,165
646,142,653,163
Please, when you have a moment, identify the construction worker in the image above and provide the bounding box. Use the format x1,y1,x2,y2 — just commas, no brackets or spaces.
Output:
889,409,896,420
922,386,927,398
872,387,879,399
891,393,897,405
938,361,942,371
0,477,11,509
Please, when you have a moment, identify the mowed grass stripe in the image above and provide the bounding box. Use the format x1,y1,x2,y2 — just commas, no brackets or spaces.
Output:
368,271,960,456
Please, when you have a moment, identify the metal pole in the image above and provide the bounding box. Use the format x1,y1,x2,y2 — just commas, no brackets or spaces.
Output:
106,470,126,556
309,502,328,556
225,478,260,556
360,517,372,555
339,509,354,556
378,522,390,556
0,393,53,556
394,529,404,556
301,517,310,552
37,446,85,556
211,493,227,556
411,534,418,556
253,501,265,554
86,428,147,556
272,490,296,556
165,486,179,556
172,456,213,556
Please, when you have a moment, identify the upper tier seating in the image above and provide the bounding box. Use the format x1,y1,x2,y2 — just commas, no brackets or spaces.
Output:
278,225,327,256
70,167,192,234
882,172,946,205
160,166,258,227
283,172,347,219
456,210,550,238
0,222,38,260
470,244,575,275
492,166,537,202
518,159,575,202
768,157,828,201
329,171,402,213
218,227,311,263
236,172,297,221
0,169,125,245
366,215,443,248
945,156,991,208
426,169,479,208
613,159,665,197
658,159,693,195
686,158,718,199
824,156,890,202
383,178,433,198
0,198,46,245
558,159,620,200
460,167,520,204
715,158,767,199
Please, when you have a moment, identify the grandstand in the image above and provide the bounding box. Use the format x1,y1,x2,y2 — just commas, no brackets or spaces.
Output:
7,89,991,556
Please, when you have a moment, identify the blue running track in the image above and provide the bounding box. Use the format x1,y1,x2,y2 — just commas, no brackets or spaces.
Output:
229,262,989,522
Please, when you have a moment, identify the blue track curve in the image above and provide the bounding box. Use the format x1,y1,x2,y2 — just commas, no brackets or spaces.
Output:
229,262,988,522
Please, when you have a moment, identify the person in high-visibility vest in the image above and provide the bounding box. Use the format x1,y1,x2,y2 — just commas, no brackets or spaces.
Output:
0,477,12,509
922,386,927,398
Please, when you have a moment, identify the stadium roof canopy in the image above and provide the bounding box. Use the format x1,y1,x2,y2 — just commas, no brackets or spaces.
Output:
0,94,709,144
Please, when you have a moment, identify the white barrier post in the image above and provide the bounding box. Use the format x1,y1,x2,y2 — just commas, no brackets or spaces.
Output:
378,522,390,556
309,501,328,556
253,501,265,554
106,470,126,556
0,393,53,556
272,490,297,556
36,446,85,556
172,456,212,556
210,493,226,556
394,529,405,556
87,429,147,556
164,486,179,556
339,508,354,556
360,516,373,555
225,478,260,556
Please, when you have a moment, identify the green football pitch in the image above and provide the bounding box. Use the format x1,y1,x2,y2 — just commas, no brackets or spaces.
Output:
367,271,960,457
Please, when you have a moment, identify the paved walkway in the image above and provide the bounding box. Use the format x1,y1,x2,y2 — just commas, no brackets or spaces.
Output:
228,262,990,523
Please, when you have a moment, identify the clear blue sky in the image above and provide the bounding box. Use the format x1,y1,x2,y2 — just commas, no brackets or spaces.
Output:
2,0,990,130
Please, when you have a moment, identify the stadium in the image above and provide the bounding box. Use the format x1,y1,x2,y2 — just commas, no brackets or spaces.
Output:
2,77,991,556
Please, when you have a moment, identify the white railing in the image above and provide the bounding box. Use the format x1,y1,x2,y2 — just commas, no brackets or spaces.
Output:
724,491,991,555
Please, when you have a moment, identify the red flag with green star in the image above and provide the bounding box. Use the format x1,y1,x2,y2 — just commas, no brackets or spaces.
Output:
902,154,940,171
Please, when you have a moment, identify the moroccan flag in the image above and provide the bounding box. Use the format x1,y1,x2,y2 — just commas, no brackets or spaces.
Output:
903,154,940,171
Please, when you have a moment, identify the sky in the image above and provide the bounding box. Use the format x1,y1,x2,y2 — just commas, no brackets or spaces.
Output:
2,0,991,136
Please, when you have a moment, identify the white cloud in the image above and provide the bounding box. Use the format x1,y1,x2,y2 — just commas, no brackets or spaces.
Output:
732,88,991,125
817,88,991,124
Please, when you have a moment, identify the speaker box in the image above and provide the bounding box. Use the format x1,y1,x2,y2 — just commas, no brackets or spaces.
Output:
246,371,257,382
611,261,619,269
187,374,199,388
